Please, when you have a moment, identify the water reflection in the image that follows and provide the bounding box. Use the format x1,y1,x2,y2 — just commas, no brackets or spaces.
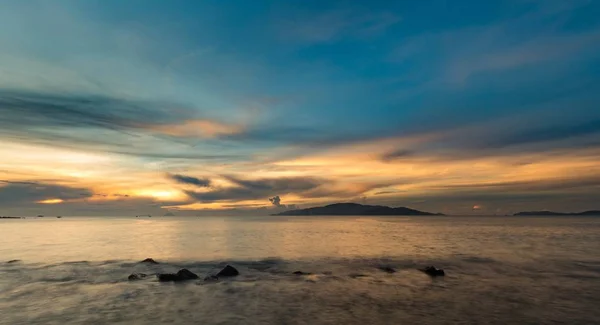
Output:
1,216,600,263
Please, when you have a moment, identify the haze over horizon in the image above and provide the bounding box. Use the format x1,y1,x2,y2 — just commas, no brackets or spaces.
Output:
1,0,599,216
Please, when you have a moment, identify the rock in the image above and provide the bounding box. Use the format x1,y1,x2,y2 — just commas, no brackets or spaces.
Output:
177,269,199,280
140,258,159,264
7,259,21,264
378,266,396,273
128,273,148,281
216,265,239,277
157,273,179,282
204,275,219,282
292,271,312,275
420,266,445,277
158,269,199,282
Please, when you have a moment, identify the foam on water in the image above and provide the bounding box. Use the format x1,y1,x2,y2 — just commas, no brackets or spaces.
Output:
2,255,600,325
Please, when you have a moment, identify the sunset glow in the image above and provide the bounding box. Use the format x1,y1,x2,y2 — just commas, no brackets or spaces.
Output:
37,199,64,205
0,0,598,216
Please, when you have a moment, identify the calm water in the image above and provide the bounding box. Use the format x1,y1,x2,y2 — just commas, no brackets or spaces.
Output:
1,216,599,324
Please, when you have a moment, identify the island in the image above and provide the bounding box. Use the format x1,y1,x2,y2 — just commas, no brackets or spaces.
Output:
514,210,600,216
272,203,443,216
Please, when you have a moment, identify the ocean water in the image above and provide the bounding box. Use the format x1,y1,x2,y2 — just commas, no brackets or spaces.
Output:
1,216,599,324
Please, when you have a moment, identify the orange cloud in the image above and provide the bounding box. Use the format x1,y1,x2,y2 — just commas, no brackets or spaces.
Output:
150,119,243,138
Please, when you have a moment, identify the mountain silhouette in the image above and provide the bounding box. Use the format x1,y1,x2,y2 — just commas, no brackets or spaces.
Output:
273,203,442,216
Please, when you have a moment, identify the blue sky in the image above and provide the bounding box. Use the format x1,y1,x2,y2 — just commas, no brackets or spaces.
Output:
0,0,599,215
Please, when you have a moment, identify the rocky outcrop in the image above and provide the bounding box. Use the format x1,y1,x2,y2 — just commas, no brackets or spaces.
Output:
292,271,312,275
139,258,159,264
6,259,21,264
216,265,239,277
158,269,199,282
128,273,148,281
420,266,445,277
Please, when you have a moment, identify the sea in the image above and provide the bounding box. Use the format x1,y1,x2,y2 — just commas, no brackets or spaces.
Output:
1,216,599,325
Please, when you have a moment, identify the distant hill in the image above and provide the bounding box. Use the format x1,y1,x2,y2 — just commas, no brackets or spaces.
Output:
514,210,600,216
272,203,442,216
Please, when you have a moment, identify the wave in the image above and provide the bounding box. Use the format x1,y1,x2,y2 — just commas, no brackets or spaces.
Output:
2,256,600,325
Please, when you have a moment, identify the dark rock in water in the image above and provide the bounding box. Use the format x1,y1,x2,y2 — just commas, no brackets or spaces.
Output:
7,259,21,264
177,269,199,280
157,273,179,282
378,266,396,273
420,266,445,277
128,273,148,281
216,265,239,277
292,271,312,275
204,275,219,282
158,269,199,282
140,258,159,264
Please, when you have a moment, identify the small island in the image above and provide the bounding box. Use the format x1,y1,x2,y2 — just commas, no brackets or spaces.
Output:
514,210,600,216
272,203,443,216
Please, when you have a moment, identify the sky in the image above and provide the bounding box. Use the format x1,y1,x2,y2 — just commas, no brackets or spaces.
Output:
1,0,599,216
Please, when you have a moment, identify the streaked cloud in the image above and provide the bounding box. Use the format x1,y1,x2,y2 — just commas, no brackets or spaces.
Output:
275,6,401,44
0,181,92,205
168,174,211,187
150,120,244,138
184,176,324,203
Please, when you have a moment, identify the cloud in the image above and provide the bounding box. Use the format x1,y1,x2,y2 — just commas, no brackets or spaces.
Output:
168,174,211,187
0,181,93,204
481,119,600,149
276,8,400,44
269,195,282,207
447,31,600,82
0,89,252,160
374,190,400,195
185,176,324,203
389,1,600,85
149,119,244,138
380,149,415,162
224,175,321,192
0,89,192,131
432,176,600,193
